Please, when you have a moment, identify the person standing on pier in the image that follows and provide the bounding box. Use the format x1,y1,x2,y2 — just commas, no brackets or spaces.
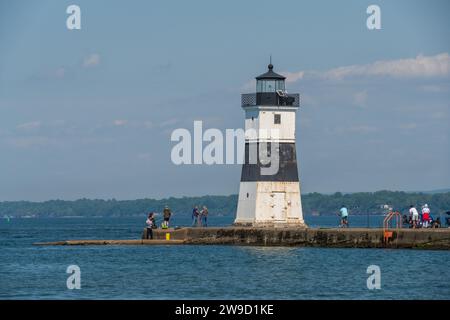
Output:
422,204,431,228
409,205,419,228
146,213,154,239
192,206,200,227
201,206,208,227
339,205,349,228
163,206,172,228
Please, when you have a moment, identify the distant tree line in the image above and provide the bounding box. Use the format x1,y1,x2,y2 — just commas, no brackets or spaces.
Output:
0,195,238,218
0,191,449,218
302,191,450,216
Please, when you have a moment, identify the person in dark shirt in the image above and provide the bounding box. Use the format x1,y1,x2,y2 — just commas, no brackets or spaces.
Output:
163,206,172,228
145,213,154,239
192,206,200,227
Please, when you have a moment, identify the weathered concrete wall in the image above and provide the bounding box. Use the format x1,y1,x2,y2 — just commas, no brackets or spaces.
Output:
146,227,450,250
36,227,450,249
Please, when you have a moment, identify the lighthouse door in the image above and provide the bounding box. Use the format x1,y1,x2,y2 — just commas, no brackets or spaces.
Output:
272,192,286,221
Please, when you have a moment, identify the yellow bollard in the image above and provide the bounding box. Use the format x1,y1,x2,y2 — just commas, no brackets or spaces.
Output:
165,233,170,241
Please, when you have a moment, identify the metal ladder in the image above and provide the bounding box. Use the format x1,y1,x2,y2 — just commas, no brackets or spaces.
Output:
383,211,402,244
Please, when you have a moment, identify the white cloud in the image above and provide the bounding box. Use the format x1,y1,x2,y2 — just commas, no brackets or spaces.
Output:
83,53,101,68
5,137,53,148
17,121,41,130
283,71,305,83
323,53,450,80
241,53,450,90
113,119,127,126
159,118,180,128
282,53,450,83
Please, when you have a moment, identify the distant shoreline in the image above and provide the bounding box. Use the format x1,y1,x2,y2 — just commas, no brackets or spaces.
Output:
1,190,449,219
0,213,439,220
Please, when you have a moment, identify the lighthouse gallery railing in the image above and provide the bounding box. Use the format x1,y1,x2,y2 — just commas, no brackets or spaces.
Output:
241,93,300,107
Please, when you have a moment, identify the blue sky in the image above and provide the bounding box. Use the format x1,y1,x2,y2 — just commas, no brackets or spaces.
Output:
0,0,449,201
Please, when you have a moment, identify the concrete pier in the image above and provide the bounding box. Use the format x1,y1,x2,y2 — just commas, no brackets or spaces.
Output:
34,227,450,250
34,239,186,246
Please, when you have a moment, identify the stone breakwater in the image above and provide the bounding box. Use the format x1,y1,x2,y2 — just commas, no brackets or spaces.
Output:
35,227,450,250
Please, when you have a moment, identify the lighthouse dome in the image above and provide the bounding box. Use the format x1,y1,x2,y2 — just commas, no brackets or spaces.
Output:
255,64,286,80
256,64,286,93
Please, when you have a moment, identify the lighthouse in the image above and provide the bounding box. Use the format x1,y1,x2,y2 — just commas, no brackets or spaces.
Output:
234,63,306,227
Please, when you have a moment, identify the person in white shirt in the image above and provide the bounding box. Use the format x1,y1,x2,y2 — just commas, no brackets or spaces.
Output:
409,205,419,229
339,205,349,228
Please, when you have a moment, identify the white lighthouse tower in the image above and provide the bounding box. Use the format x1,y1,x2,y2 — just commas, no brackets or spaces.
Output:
234,63,306,227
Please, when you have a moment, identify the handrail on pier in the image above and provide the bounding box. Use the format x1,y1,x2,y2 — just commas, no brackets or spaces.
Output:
383,211,402,244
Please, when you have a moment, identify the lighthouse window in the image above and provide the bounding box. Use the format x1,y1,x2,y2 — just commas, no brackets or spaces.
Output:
275,80,285,91
265,80,275,92
256,80,262,92
257,80,277,92
274,114,281,124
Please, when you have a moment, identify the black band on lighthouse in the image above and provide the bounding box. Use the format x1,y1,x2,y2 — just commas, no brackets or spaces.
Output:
240,142,299,182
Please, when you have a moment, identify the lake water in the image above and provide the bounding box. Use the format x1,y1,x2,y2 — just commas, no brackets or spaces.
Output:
1,215,449,299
